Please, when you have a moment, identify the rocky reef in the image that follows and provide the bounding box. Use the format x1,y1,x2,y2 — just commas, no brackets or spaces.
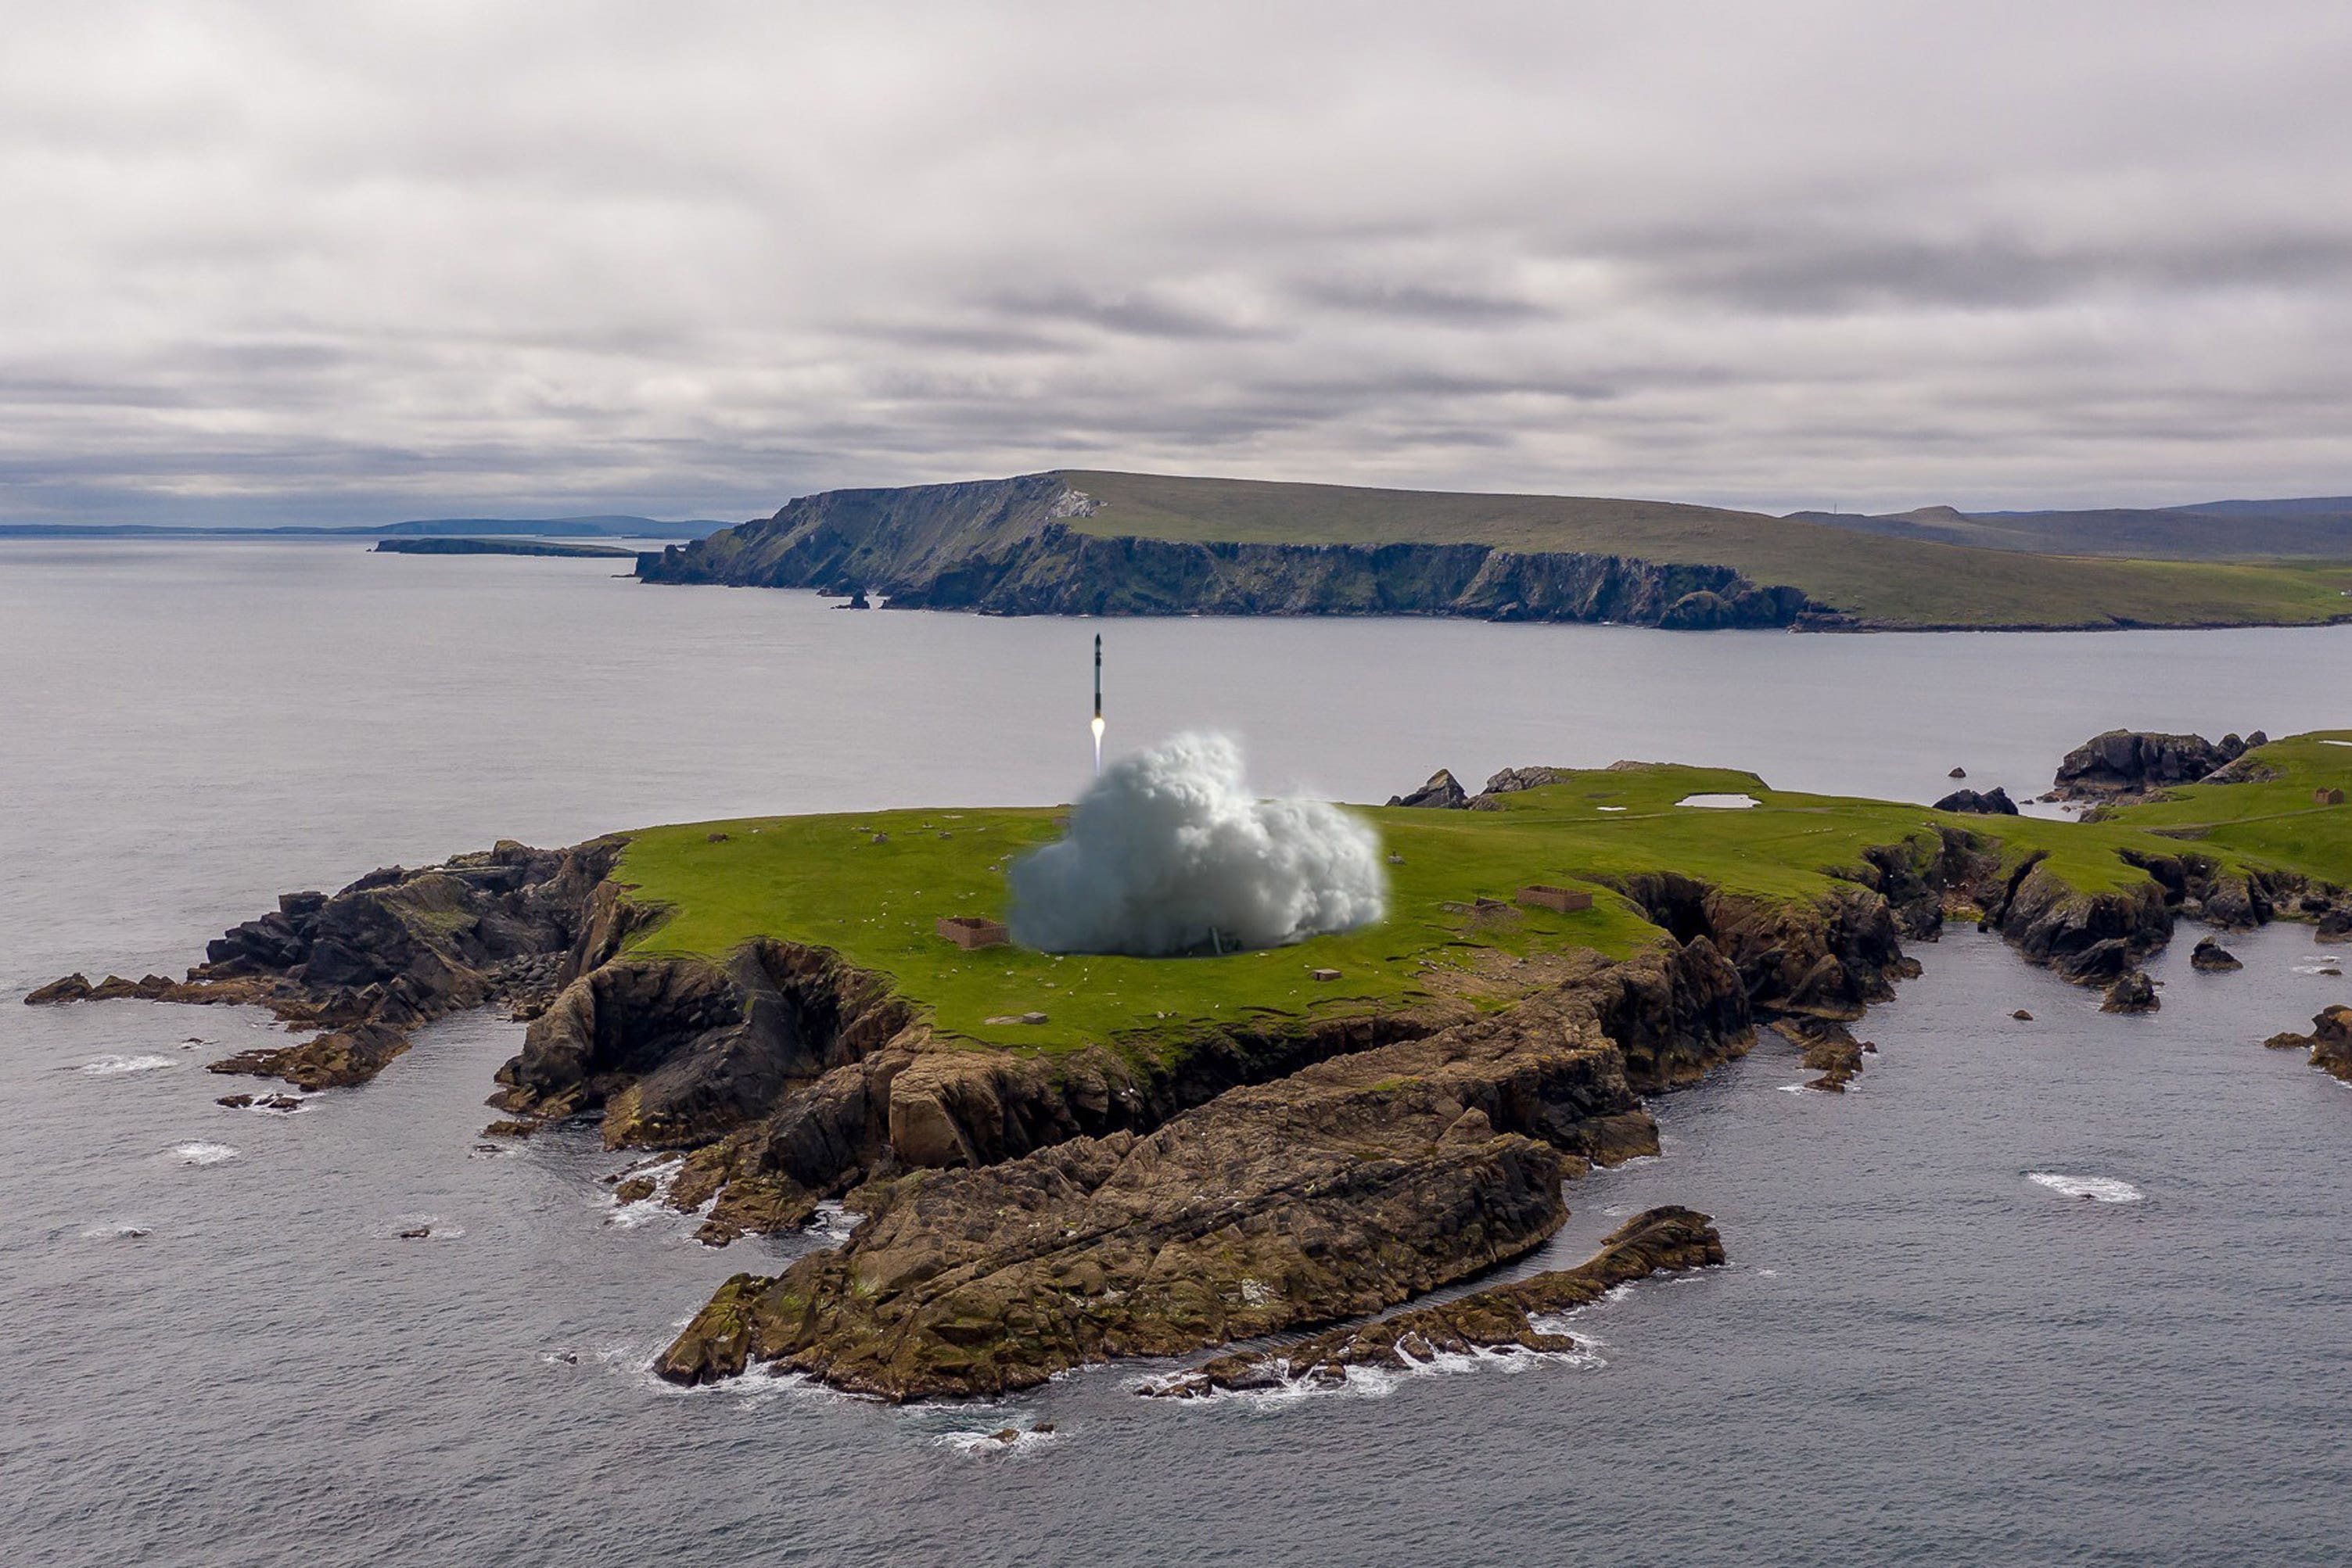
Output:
28,839,619,1089
1140,1205,1723,1398
2265,1006,2352,1082
636,474,1822,630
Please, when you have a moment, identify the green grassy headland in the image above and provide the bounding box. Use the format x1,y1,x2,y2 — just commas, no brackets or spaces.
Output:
608,734,2352,1064
1058,470,2352,630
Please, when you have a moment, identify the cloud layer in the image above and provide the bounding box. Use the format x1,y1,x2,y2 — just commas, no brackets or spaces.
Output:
1008,733,1384,956
5,2,2350,522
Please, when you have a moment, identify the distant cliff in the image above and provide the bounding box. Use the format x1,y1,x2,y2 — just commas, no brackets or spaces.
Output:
375,537,635,558
637,474,1820,629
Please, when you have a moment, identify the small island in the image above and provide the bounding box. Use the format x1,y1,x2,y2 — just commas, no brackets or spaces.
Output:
373,537,637,558
33,730,2352,1402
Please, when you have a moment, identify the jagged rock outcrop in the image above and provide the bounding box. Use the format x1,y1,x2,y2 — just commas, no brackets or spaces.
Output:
501,924,1471,1243
33,839,621,1089
1971,852,2174,984
1140,1206,1724,1397
2101,970,2160,1013
1934,786,2018,816
636,475,1822,630
2052,729,2261,801
2190,936,2243,972
1601,870,1919,1025
1387,769,1469,809
2262,1005,2352,1082
655,940,1751,1398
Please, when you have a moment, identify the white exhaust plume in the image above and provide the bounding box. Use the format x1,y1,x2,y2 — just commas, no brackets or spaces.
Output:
1009,733,1387,956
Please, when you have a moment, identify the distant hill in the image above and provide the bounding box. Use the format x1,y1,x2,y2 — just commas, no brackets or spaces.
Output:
375,515,723,538
639,469,2352,631
0,515,724,540
372,537,637,558
1787,497,2352,560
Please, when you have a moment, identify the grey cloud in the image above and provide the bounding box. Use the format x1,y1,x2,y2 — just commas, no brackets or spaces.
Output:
1287,278,1553,325
2,1,2350,522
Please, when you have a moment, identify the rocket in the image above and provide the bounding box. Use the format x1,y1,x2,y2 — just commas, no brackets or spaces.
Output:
1090,633,1105,774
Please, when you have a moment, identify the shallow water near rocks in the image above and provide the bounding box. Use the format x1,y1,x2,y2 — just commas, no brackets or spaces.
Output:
5,540,2351,1565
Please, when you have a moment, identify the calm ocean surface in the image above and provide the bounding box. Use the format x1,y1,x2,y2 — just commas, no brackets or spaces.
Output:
3,538,2347,1566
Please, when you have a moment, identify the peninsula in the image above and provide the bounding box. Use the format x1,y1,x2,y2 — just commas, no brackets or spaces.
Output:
33,730,2352,1401
636,472,2352,632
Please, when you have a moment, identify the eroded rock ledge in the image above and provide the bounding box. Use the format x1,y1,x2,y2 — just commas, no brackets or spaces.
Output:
1140,1204,1724,1398
653,941,1747,1399
27,839,621,1089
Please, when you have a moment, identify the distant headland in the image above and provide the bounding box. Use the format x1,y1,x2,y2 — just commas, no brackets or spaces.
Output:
636,471,2352,633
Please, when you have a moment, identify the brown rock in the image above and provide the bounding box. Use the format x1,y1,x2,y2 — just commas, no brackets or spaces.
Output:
24,973,93,1005
2190,936,2243,973
2101,971,2160,1014
656,941,1752,1400
1142,1206,1724,1397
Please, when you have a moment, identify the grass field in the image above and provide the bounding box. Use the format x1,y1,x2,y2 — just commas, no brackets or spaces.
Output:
2104,731,2352,884
605,745,2352,1064
1058,470,2352,630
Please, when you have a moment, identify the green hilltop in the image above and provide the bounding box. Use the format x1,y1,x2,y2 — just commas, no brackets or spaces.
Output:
606,733,2352,1064
1059,470,2352,631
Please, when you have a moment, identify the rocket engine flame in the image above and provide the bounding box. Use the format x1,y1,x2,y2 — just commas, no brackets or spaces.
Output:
1091,713,1104,775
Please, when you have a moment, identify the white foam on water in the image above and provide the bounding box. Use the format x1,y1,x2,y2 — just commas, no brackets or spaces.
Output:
603,1156,687,1229
79,1222,152,1240
77,1054,178,1076
1675,793,1759,809
2292,955,2342,974
168,1142,239,1166
2027,1172,2145,1204
808,1200,860,1244
931,1426,1061,1456
1165,1336,1605,1411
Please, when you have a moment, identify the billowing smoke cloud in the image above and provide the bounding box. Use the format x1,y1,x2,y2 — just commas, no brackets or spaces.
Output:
1009,734,1386,956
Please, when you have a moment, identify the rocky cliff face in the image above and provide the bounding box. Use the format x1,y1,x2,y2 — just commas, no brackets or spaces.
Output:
654,939,1750,1398
2052,728,2264,801
637,475,1822,630
25,840,622,1089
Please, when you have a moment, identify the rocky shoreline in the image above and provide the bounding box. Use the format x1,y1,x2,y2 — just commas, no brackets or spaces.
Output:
636,474,1823,630
28,728,2349,1401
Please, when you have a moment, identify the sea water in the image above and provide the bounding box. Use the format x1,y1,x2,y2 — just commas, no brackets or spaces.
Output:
3,538,2349,1566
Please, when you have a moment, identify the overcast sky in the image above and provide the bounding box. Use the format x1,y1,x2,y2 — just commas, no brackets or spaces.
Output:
5,1,2350,524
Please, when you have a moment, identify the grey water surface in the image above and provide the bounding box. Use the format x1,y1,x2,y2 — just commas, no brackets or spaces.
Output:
2,539,2347,1566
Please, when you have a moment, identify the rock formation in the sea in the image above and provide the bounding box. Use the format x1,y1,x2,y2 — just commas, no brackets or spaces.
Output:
634,474,1823,630
2101,970,2160,1012
1387,768,1469,809
2262,1005,2352,1082
1934,786,2018,815
2190,936,2243,972
2052,729,2263,802
654,941,1749,1397
1139,1205,1723,1398
1779,1017,1869,1091
31,840,619,1089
